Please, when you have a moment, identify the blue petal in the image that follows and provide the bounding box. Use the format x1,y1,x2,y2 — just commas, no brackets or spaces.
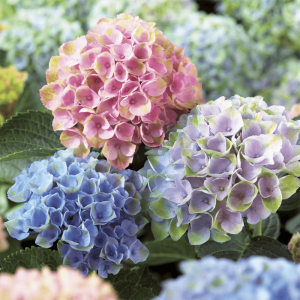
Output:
64,211,81,227
43,193,65,210
50,210,63,227
4,219,29,240
91,201,116,225
7,181,31,203
23,207,50,231
98,260,122,278
129,239,149,264
81,179,97,194
47,161,67,179
63,247,83,268
94,230,108,248
77,195,94,209
29,172,53,194
35,224,60,248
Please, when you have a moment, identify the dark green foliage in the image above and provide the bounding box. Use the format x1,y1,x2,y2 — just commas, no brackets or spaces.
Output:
106,265,161,300
0,110,64,162
0,246,63,273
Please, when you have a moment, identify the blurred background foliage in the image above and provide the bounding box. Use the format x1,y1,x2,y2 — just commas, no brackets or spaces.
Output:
0,0,299,112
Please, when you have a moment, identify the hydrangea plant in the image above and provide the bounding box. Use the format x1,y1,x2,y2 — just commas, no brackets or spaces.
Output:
154,256,300,300
140,95,300,244
0,266,118,300
40,13,204,169
167,12,262,101
218,0,300,52
0,7,82,79
4,149,149,277
0,66,27,123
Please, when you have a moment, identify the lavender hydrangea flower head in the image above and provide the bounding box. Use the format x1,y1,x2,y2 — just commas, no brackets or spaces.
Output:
140,95,300,245
5,149,149,278
154,256,300,300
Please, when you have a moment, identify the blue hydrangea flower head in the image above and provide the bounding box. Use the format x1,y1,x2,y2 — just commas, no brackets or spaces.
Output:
5,149,149,277
154,256,300,300
141,95,300,245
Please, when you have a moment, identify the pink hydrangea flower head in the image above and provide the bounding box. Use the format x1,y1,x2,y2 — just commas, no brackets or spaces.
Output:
40,13,204,169
0,266,118,300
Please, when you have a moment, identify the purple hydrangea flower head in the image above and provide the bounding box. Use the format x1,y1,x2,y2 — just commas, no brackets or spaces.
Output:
5,149,149,278
154,256,300,300
140,95,300,245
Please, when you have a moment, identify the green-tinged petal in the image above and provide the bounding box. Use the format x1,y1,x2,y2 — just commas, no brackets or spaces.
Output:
149,197,176,219
285,161,300,177
262,188,282,213
169,217,188,241
210,228,231,243
151,219,170,241
279,175,300,200
187,214,213,245
227,181,258,212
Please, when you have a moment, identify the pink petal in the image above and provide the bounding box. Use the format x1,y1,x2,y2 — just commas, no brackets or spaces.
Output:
123,58,146,76
132,126,141,144
141,105,161,123
132,26,150,43
79,48,101,69
98,126,114,139
120,80,139,97
60,127,90,158
147,56,167,74
66,74,84,87
103,78,123,96
52,109,76,131
60,87,77,107
129,100,151,116
142,78,167,97
94,52,115,78
40,82,65,111
86,74,104,93
71,106,93,124
139,72,156,81
110,42,133,60
170,72,185,94
97,23,123,46
114,62,128,82
76,86,100,108
115,123,135,141
133,43,152,60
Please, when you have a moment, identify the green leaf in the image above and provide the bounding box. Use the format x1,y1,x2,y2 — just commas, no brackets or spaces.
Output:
106,265,161,300
0,110,65,162
0,246,63,273
254,213,280,239
12,79,44,114
196,230,293,261
0,236,22,261
0,157,40,183
278,189,300,211
285,212,300,234
279,175,300,200
141,237,196,266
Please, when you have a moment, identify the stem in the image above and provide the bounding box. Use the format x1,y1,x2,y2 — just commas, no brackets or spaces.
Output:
256,220,262,236
92,271,97,275
243,217,256,239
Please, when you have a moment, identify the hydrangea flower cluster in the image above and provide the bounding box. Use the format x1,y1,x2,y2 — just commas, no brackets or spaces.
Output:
140,95,300,245
40,13,203,169
0,7,82,78
264,59,300,111
5,149,149,277
218,0,300,52
154,256,300,300
0,66,28,123
288,232,300,264
0,266,118,300
167,12,263,101
0,215,9,252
